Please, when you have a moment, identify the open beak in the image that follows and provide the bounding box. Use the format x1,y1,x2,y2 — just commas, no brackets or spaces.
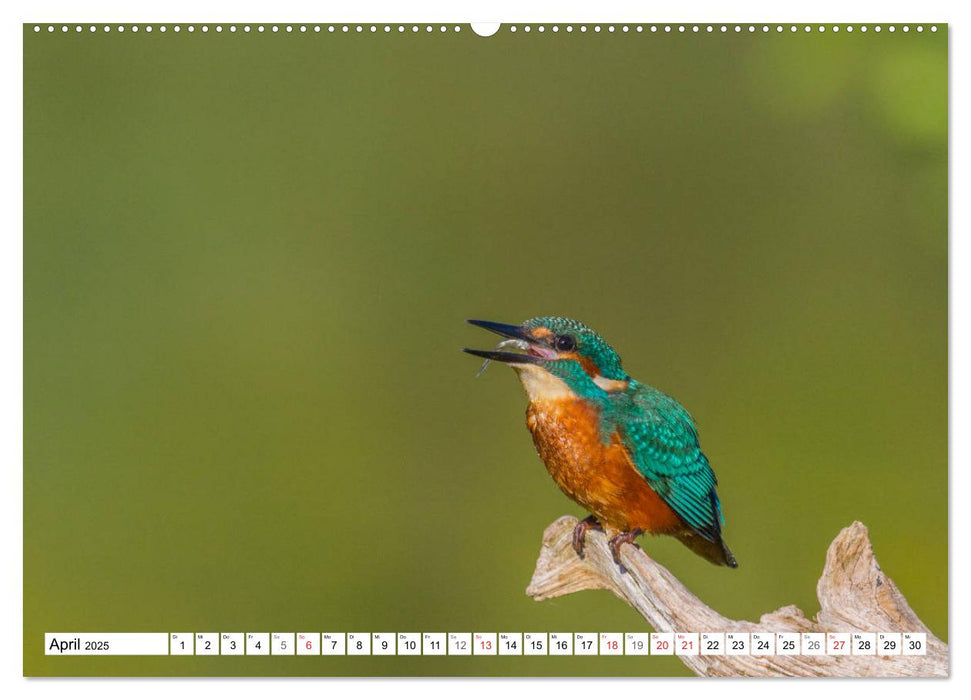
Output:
463,319,553,365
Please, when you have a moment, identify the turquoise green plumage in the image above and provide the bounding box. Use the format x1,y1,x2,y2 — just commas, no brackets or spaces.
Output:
617,382,724,542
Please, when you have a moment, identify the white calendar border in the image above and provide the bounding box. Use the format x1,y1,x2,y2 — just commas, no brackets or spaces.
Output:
5,1,962,700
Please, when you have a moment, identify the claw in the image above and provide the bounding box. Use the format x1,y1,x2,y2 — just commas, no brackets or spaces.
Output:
571,515,603,557
608,529,644,571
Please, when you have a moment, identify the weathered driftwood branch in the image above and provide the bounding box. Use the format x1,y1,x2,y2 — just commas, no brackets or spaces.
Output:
527,516,948,677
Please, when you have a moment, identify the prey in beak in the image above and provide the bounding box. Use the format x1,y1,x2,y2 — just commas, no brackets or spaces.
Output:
463,320,558,376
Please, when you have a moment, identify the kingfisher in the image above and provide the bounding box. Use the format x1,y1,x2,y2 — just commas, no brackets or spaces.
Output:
464,316,737,569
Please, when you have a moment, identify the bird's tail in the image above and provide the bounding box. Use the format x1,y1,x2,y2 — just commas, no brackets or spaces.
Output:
676,530,738,568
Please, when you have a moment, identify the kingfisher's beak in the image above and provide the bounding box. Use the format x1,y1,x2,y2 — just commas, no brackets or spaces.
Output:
463,319,553,365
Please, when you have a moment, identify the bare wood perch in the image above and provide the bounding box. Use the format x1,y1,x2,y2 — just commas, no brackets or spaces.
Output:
527,516,948,677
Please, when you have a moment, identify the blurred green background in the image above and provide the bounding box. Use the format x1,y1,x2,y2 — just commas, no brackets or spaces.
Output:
24,24,947,676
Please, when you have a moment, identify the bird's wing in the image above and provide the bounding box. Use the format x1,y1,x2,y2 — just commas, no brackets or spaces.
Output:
618,386,724,542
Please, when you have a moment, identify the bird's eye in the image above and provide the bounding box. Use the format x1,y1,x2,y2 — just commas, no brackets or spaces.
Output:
554,334,576,352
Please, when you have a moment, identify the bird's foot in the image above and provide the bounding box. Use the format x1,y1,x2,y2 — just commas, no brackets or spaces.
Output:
571,515,604,557
608,529,644,571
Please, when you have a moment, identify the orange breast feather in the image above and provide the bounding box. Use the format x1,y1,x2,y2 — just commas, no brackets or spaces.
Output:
525,398,684,535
